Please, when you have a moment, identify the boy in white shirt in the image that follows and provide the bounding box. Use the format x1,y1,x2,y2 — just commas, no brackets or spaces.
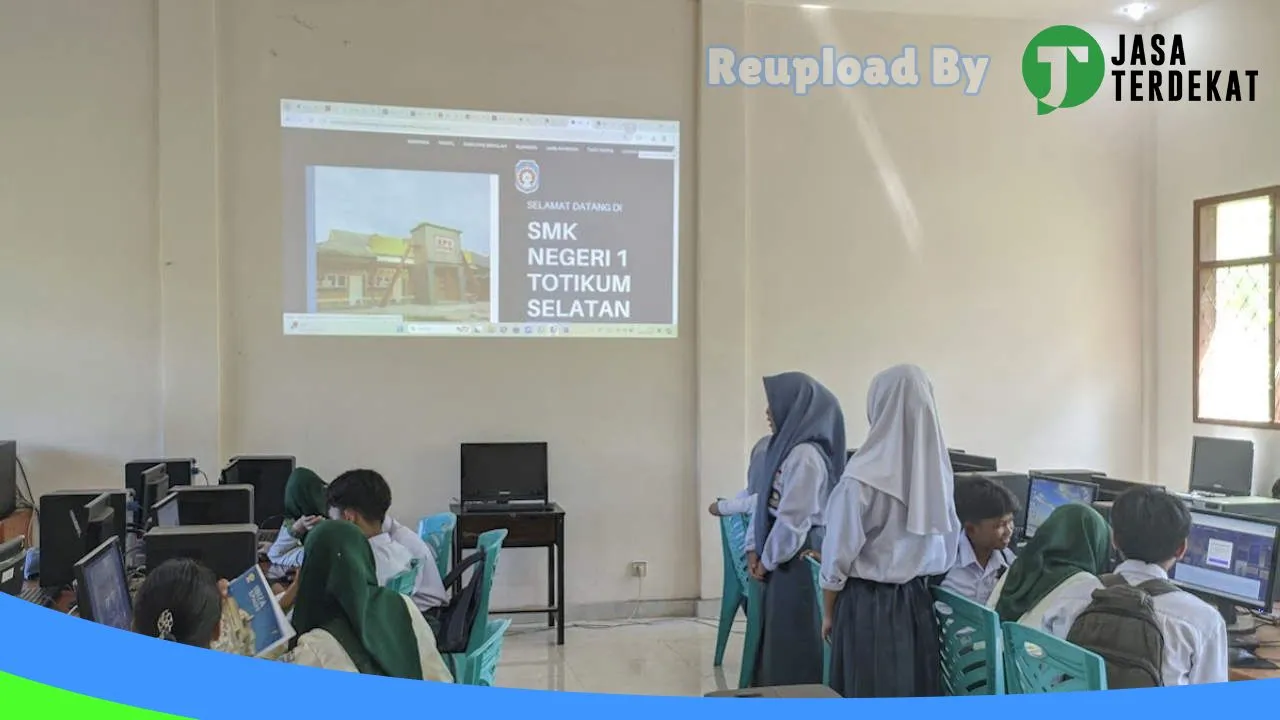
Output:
941,475,1017,604
1041,486,1228,685
326,469,450,617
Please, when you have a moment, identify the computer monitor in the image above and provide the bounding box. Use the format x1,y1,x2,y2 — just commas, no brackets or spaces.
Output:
0,536,25,596
1172,509,1280,612
137,465,170,530
949,451,997,473
1090,476,1165,502
73,536,132,630
0,441,16,519
37,489,129,588
144,524,258,580
125,458,194,524
83,493,120,555
460,442,549,504
174,485,254,525
1024,474,1100,539
1189,436,1254,497
220,456,294,530
151,492,180,528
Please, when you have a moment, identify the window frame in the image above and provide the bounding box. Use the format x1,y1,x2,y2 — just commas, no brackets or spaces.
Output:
1192,185,1280,429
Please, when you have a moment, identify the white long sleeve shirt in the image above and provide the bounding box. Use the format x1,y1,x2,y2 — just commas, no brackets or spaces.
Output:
744,444,829,572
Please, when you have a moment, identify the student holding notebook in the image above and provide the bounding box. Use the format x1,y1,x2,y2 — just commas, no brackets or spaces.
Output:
820,364,960,698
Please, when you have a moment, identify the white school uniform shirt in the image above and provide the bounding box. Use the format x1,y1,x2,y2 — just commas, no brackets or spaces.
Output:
744,444,828,572
1010,560,1229,685
717,489,756,517
267,526,305,568
820,481,957,591
377,516,449,611
985,569,1102,639
940,535,1012,605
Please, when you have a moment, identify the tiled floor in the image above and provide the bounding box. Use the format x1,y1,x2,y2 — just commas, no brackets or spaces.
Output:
493,618,745,696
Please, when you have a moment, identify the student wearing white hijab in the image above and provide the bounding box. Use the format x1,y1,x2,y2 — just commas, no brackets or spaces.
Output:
819,364,961,698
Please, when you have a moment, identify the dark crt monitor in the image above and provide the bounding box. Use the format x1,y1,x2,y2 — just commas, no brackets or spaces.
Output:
1190,436,1255,497
1090,476,1165,502
460,442,549,503
0,441,16,518
1024,474,1099,539
73,536,133,631
220,456,294,530
125,459,194,522
152,492,180,528
37,489,129,588
138,465,170,530
949,451,997,473
0,536,25,596
1172,509,1280,614
174,485,254,525
144,524,258,580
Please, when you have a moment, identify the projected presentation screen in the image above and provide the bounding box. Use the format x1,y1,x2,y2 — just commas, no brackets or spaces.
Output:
280,100,680,338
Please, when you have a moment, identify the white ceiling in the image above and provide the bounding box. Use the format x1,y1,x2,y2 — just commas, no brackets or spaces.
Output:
748,0,1209,24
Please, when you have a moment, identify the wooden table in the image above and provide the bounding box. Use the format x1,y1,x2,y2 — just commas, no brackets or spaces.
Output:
451,502,566,645
1231,621,1280,681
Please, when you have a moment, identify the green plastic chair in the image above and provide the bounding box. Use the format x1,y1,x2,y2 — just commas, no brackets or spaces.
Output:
931,586,1005,695
453,618,511,686
803,555,831,686
418,512,456,580
1002,622,1107,693
713,510,751,668
385,557,420,595
738,578,765,689
446,528,507,684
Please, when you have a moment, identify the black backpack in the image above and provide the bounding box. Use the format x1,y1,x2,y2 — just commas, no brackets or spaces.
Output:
433,547,487,654
1065,574,1175,689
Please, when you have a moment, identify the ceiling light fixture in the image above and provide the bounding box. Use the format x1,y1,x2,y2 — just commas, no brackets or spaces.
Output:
799,4,830,9
1119,2,1152,21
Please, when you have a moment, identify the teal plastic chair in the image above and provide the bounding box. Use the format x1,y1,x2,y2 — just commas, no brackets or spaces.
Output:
1002,622,1107,693
446,529,507,684
385,557,420,595
931,587,1005,695
453,618,511,686
713,510,765,688
804,555,831,686
418,512,456,580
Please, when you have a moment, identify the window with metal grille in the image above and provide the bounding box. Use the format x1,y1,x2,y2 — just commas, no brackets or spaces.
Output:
1194,188,1279,427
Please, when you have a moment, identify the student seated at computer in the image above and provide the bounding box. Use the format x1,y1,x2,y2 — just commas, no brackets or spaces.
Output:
325,470,449,619
707,435,769,517
133,558,226,649
266,467,329,569
1047,486,1228,685
987,503,1110,636
941,475,1017,604
283,520,452,681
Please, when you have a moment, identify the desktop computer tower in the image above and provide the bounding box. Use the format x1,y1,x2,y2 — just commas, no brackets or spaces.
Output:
144,524,258,580
38,489,129,588
1181,495,1280,521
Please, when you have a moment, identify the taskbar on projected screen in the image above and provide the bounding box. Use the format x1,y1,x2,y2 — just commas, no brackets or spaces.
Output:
283,314,676,338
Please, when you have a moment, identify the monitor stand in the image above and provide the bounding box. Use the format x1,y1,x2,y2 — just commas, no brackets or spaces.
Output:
1212,598,1279,669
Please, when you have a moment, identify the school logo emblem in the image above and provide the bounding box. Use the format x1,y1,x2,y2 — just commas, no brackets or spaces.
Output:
515,159,540,194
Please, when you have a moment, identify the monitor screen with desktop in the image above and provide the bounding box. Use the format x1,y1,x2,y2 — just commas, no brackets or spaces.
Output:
1189,436,1254,497
220,456,294,529
0,440,16,519
0,536,25,596
1172,509,1279,610
1024,474,1099,539
460,442,549,506
174,485,254,525
73,536,133,631
152,493,180,528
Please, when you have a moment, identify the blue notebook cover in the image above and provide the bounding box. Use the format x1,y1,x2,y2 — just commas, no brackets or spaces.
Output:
226,566,294,657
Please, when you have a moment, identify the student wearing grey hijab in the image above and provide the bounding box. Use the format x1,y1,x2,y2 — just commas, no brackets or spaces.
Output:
708,434,770,517
743,371,846,687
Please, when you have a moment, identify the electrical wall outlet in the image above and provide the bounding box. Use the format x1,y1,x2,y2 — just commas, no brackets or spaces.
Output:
629,561,648,578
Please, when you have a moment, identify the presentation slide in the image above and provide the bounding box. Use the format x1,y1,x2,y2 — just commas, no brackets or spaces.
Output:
280,100,680,338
